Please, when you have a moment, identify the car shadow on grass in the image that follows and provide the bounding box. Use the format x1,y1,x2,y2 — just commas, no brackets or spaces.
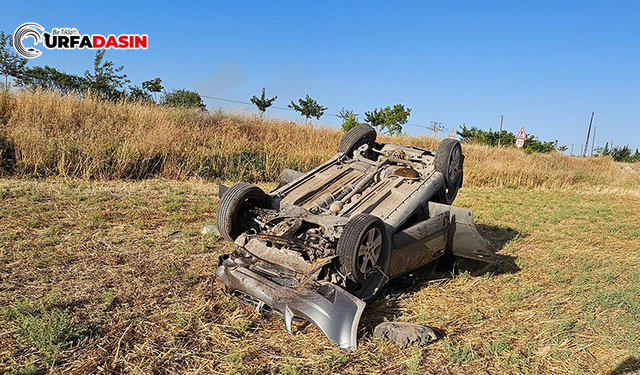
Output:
609,356,640,375
392,223,524,290
474,223,524,275
359,224,523,339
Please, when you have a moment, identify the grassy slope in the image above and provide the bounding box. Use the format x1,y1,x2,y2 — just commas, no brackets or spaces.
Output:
1,180,639,374
1,90,638,189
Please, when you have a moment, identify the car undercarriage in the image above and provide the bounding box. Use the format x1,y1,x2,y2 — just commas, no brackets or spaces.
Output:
214,123,496,349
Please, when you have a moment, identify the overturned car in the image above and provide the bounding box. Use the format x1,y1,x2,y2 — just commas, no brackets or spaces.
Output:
214,123,495,349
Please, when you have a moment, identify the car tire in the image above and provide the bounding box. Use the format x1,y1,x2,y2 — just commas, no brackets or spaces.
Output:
337,123,377,157
435,138,464,204
337,213,390,301
217,183,267,242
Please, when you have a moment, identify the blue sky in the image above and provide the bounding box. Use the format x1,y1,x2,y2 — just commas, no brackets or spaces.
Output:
2,1,639,152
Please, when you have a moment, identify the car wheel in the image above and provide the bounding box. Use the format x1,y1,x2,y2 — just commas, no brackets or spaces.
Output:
337,123,377,157
217,183,267,242
435,138,464,204
337,213,390,301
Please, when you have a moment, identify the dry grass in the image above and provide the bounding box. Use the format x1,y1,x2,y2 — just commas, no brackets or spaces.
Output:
1,179,639,374
1,90,639,374
0,90,334,182
0,90,638,190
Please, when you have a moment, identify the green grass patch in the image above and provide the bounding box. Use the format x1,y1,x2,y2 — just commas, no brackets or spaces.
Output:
592,287,640,318
162,196,186,212
443,338,478,363
13,187,44,202
499,284,543,303
1,295,88,365
323,349,349,368
547,317,576,343
403,347,424,375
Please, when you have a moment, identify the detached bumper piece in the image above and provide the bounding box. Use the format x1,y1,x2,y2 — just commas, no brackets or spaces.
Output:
215,256,366,350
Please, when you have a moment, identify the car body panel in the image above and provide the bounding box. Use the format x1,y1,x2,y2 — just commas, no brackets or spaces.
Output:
215,258,365,350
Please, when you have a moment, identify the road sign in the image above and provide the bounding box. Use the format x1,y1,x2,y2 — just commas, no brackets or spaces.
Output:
448,128,456,139
515,126,526,148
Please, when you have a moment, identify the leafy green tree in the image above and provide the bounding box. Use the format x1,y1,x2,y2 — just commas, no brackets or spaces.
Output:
457,124,515,147
84,50,129,101
610,145,633,162
364,104,411,135
457,124,560,154
0,31,28,89
456,124,480,143
495,130,516,146
16,66,87,94
427,121,445,138
128,85,154,104
338,108,359,132
596,144,639,162
142,77,163,102
161,89,206,110
523,136,556,154
288,94,327,121
557,145,568,152
250,88,277,116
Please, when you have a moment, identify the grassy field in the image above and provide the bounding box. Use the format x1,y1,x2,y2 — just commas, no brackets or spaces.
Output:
1,179,639,374
1,90,639,374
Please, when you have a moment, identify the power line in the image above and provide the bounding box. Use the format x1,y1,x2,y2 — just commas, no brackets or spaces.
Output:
200,94,435,130
200,94,340,116
406,123,431,129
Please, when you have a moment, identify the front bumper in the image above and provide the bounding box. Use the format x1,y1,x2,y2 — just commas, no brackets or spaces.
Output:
215,256,366,350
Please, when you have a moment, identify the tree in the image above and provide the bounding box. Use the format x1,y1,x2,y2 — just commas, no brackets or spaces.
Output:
595,144,640,162
557,145,568,152
84,50,129,101
427,121,445,138
161,89,206,110
128,85,154,104
338,108,359,132
456,124,559,154
364,104,411,135
610,145,633,162
142,77,163,102
15,65,87,94
250,88,277,116
288,95,327,121
523,136,556,154
457,124,515,147
0,31,28,89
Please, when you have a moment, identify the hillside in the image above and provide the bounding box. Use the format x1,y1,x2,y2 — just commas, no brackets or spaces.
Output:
0,90,638,190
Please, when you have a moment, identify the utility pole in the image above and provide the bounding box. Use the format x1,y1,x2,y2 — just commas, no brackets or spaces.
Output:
580,144,583,157
583,111,594,157
498,115,503,147
590,126,596,156
570,144,574,156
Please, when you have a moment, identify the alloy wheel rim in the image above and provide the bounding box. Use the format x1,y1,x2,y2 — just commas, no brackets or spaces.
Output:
448,147,461,182
357,227,382,276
